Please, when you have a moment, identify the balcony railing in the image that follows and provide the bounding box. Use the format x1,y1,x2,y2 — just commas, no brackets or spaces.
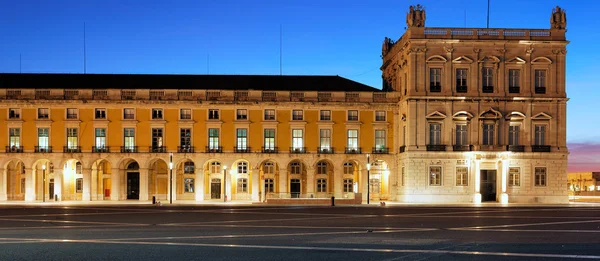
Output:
206,146,223,153
262,147,278,153
399,146,406,153
456,86,468,93
35,146,52,153
509,86,520,93
506,145,525,152
430,85,441,92
372,147,389,154
5,146,23,153
178,146,195,153
453,145,472,151
234,147,252,153
345,147,361,154
532,145,551,152
535,87,546,94
92,146,110,153
121,146,138,153
149,146,167,153
63,146,81,153
290,147,307,154
426,145,446,151
317,147,334,154
482,86,494,93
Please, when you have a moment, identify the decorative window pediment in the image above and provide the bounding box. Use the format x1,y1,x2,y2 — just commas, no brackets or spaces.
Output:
532,112,552,120
531,57,552,64
452,111,473,121
506,56,526,64
505,111,526,121
426,111,447,120
452,56,473,64
426,55,447,63
479,108,502,120
478,56,500,63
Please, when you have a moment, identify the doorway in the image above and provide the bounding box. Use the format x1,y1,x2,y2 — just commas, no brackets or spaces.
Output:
480,170,497,202
127,172,140,200
49,179,54,200
211,178,221,199
290,179,301,198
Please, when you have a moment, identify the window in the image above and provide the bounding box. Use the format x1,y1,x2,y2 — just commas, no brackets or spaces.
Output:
264,162,274,174
95,108,106,119
317,178,327,192
264,109,275,120
264,129,275,150
508,125,520,146
236,129,248,150
151,128,163,150
210,162,221,174
343,162,354,174
66,108,78,119
123,108,135,119
509,69,520,93
482,124,495,146
347,129,358,149
184,162,195,174
319,129,331,150
456,167,468,186
9,108,20,119
292,129,303,150
509,167,520,186
236,109,247,120
180,128,191,148
237,162,248,174
208,109,219,120
320,110,331,121
9,128,20,147
290,162,301,175
152,108,163,120
317,162,328,174
38,128,49,149
456,69,468,92
348,110,358,121
430,68,441,92
535,167,547,186
265,178,274,193
180,109,191,120
76,178,83,193
534,125,546,145
124,128,135,150
292,110,303,120
429,123,441,145
482,67,494,92
38,108,49,119
95,128,106,149
455,124,468,145
184,178,194,193
375,111,386,121
237,178,248,193
208,128,219,149
67,128,78,149
535,69,546,93
430,166,442,186
343,179,353,193
375,130,386,150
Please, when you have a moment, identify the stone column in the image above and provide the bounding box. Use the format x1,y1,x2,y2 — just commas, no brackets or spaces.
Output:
251,170,259,202
82,168,92,201
306,167,314,196
334,167,342,197
195,168,204,201
111,168,120,201
139,168,149,201
279,168,287,197
53,169,63,201
91,168,98,200
169,168,176,202
500,159,509,204
0,168,6,201
24,168,36,201
473,160,481,203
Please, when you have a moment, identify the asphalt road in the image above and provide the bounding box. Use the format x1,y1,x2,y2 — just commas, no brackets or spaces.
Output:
0,204,599,260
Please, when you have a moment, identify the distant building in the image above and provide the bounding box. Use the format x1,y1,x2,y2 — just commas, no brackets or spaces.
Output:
568,172,600,194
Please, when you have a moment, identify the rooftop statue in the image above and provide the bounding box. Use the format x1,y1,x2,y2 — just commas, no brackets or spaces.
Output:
382,37,394,57
551,6,566,29
406,4,426,28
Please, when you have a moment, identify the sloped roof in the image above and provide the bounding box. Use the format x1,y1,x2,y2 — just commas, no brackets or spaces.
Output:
0,73,380,92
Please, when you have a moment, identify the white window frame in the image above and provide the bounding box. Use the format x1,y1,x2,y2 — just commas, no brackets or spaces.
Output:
456,166,468,186
429,123,442,145
534,167,547,187
38,108,49,119
151,108,163,120
66,108,78,120
8,108,20,119
180,108,192,120
508,167,520,187
123,108,135,120
319,110,331,121
208,109,220,120
236,109,248,120
292,110,303,121
429,166,442,186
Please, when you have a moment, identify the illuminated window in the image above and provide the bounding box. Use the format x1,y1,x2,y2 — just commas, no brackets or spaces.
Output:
292,129,303,150
208,128,219,150
76,178,83,193
264,109,275,120
236,109,247,120
38,128,49,149
151,128,163,149
66,108,78,119
375,130,386,149
180,109,191,120
210,162,221,174
375,111,386,121
348,110,358,121
184,161,195,174
347,130,358,149
38,108,49,119
124,128,135,150
264,129,275,150
319,129,331,151
237,161,248,175
429,166,442,186
292,110,303,121
184,178,194,193
237,178,248,193
509,167,520,186
208,109,219,120
456,167,468,186
320,110,331,121
95,128,106,149
180,128,191,148
9,108,20,119
343,179,353,193
123,108,135,119
9,128,20,147
67,128,78,149
236,129,248,150
317,179,327,192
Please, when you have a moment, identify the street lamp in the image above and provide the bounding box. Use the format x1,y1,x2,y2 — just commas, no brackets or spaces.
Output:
42,164,46,202
366,154,371,205
169,153,173,204
223,165,227,202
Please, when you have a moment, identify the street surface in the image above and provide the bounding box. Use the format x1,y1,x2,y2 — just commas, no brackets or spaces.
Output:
0,204,599,260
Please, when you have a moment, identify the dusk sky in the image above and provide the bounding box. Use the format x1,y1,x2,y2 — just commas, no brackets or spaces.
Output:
0,0,597,171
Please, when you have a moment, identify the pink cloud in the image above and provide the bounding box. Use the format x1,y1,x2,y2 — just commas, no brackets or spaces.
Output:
568,142,600,172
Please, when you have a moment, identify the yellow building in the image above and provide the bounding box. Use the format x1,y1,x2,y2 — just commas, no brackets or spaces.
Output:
568,172,600,194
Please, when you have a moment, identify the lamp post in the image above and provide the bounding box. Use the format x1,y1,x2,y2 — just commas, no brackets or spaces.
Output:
223,165,227,202
366,154,371,205
169,153,173,204
42,164,46,202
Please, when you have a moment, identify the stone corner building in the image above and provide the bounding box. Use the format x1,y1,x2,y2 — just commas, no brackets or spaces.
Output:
381,5,569,203
0,5,568,204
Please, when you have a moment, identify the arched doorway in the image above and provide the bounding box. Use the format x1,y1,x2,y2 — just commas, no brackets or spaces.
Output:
176,159,196,200
342,161,359,197
287,160,306,198
315,160,333,197
61,159,84,201
126,161,140,200
91,160,112,200
370,160,390,201
205,161,222,199
148,159,168,201
5,160,26,201
259,160,279,201
232,160,250,200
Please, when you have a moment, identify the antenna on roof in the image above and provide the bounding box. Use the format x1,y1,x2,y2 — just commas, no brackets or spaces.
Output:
84,22,87,74
486,0,490,28
279,24,282,76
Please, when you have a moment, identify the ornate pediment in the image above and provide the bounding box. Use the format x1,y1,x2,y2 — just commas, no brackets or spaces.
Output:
531,57,552,64
505,111,526,121
479,108,502,119
426,55,447,63
452,111,473,121
478,56,500,63
426,111,447,120
452,56,473,64
506,56,526,64
532,112,552,120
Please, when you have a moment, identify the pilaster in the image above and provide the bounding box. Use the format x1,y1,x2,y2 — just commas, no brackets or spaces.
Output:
140,168,149,201
111,168,120,201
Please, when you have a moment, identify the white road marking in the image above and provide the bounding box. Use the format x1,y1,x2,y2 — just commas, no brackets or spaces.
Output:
452,219,600,230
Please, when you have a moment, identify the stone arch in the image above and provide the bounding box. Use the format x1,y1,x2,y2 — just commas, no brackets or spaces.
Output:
90,159,113,201
258,159,281,199
287,159,308,197
175,158,196,200
314,159,334,194
147,158,168,201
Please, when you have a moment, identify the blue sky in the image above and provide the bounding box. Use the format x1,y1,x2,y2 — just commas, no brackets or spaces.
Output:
0,0,597,145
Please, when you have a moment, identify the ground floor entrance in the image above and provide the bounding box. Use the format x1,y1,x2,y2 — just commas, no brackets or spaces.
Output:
480,170,497,202
127,172,140,200
211,179,221,199
290,179,300,198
